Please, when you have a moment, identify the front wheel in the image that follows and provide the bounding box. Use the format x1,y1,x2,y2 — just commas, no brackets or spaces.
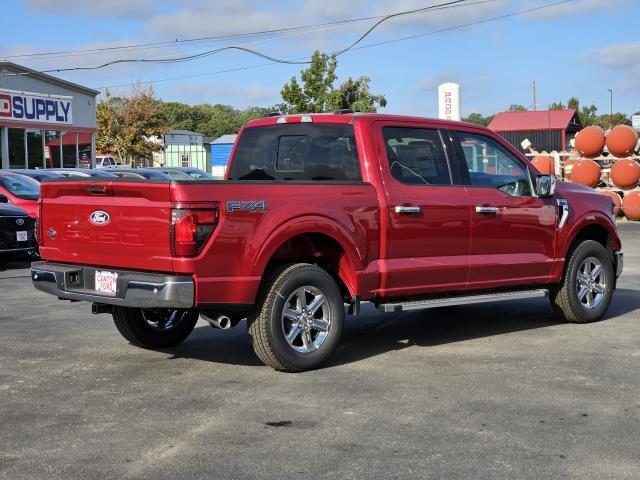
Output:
248,264,344,372
551,240,614,323
112,307,199,349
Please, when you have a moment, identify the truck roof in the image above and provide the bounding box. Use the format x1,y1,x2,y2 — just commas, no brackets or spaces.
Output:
243,112,487,131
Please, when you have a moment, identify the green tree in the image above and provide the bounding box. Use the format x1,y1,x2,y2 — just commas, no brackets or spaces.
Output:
549,101,565,110
96,85,168,165
462,112,494,127
567,97,580,110
159,103,273,138
508,104,527,112
327,77,387,113
280,50,386,113
579,103,599,126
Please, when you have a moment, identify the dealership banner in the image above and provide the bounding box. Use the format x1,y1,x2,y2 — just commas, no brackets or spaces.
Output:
0,88,73,125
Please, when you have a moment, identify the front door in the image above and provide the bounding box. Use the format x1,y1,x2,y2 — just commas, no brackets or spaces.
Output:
451,130,557,289
376,122,471,298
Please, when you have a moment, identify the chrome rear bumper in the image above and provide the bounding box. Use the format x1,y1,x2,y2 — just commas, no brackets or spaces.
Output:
31,261,194,308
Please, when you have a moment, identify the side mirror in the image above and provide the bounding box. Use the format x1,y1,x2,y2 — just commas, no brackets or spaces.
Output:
536,175,556,198
0,194,8,203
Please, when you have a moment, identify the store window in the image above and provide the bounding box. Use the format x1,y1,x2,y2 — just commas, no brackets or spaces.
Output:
44,131,61,168
60,131,77,168
26,129,44,169
8,128,25,169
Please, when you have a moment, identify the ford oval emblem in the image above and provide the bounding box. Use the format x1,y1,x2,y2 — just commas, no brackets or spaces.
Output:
89,210,110,225
16,218,25,226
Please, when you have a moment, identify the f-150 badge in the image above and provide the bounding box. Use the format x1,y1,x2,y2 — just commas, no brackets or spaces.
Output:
226,201,268,214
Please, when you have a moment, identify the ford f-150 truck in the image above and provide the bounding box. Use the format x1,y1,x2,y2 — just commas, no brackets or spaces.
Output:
31,113,623,372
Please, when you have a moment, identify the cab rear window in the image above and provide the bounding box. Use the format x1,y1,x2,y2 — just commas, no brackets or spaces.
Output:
228,124,361,181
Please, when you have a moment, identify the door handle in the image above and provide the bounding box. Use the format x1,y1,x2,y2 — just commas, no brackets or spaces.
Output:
395,206,421,214
475,206,499,214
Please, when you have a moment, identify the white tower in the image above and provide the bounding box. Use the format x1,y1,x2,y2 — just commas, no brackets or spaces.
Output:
438,82,461,121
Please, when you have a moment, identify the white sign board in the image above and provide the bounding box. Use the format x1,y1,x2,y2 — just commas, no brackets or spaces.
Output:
438,82,461,121
632,115,640,130
0,88,73,125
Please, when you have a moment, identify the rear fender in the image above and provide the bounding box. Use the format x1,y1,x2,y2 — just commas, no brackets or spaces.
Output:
254,216,367,297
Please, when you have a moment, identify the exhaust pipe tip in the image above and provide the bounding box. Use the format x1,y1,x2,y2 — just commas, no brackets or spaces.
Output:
91,303,112,315
215,315,232,330
200,311,237,330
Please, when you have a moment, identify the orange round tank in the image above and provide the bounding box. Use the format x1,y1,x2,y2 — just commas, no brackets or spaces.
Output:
622,191,640,221
571,159,601,188
600,191,622,217
575,126,605,157
606,125,639,157
563,158,579,180
610,158,640,189
532,154,555,175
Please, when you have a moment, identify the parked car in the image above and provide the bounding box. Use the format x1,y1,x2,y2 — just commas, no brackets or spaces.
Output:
9,169,65,183
95,155,123,169
31,113,622,372
0,172,40,218
110,169,173,180
0,203,36,265
47,168,118,178
153,167,217,180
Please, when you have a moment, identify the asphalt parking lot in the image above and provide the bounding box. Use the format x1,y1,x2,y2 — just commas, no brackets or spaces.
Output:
1,224,639,480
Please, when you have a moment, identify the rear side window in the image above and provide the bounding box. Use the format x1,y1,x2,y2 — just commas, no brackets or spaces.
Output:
228,124,361,181
383,127,452,185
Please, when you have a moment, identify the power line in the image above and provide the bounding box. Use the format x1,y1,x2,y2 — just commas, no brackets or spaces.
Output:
3,0,474,74
0,0,491,62
94,0,576,91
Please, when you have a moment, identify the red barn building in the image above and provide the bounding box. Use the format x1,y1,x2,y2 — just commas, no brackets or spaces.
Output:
488,109,582,153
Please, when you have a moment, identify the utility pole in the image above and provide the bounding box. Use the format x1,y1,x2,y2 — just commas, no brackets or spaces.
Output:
533,80,537,111
608,88,613,126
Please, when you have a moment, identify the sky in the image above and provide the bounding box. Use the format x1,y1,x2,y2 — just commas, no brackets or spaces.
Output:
1,0,639,118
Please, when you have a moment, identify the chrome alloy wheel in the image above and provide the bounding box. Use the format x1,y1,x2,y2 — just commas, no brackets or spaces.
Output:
141,309,186,331
576,256,607,310
281,286,332,353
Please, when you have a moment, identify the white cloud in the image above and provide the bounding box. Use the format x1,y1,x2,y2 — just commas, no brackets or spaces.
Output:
586,41,640,69
521,0,625,20
25,0,156,17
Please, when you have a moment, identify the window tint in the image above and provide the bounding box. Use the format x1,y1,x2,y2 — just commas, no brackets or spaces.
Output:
228,124,361,181
455,132,533,197
383,127,452,185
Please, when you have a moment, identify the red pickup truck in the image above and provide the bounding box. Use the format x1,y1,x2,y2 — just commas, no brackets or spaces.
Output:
32,113,623,372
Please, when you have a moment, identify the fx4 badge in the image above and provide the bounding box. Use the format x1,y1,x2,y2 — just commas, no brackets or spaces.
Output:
226,200,268,214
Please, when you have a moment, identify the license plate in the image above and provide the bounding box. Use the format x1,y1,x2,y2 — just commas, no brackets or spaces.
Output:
95,270,118,294
16,231,28,242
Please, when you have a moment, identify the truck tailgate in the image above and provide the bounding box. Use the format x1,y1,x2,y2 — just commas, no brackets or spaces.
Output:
39,180,174,272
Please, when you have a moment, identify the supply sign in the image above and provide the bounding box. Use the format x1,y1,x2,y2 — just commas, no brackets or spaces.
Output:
0,89,72,125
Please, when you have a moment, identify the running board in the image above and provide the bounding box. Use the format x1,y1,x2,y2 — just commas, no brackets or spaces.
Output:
377,289,549,313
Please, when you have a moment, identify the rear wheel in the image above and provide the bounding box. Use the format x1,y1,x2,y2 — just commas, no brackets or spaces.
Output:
551,240,614,323
112,307,199,349
248,264,344,372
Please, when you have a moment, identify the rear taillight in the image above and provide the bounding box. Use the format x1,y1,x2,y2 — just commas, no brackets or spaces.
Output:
35,199,43,245
171,205,218,257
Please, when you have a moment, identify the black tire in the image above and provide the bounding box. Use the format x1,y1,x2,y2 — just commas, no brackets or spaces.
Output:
248,263,344,372
551,240,614,323
112,307,199,349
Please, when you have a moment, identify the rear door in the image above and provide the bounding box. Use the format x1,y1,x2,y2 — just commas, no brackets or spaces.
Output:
451,129,557,289
39,180,174,272
375,122,471,297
